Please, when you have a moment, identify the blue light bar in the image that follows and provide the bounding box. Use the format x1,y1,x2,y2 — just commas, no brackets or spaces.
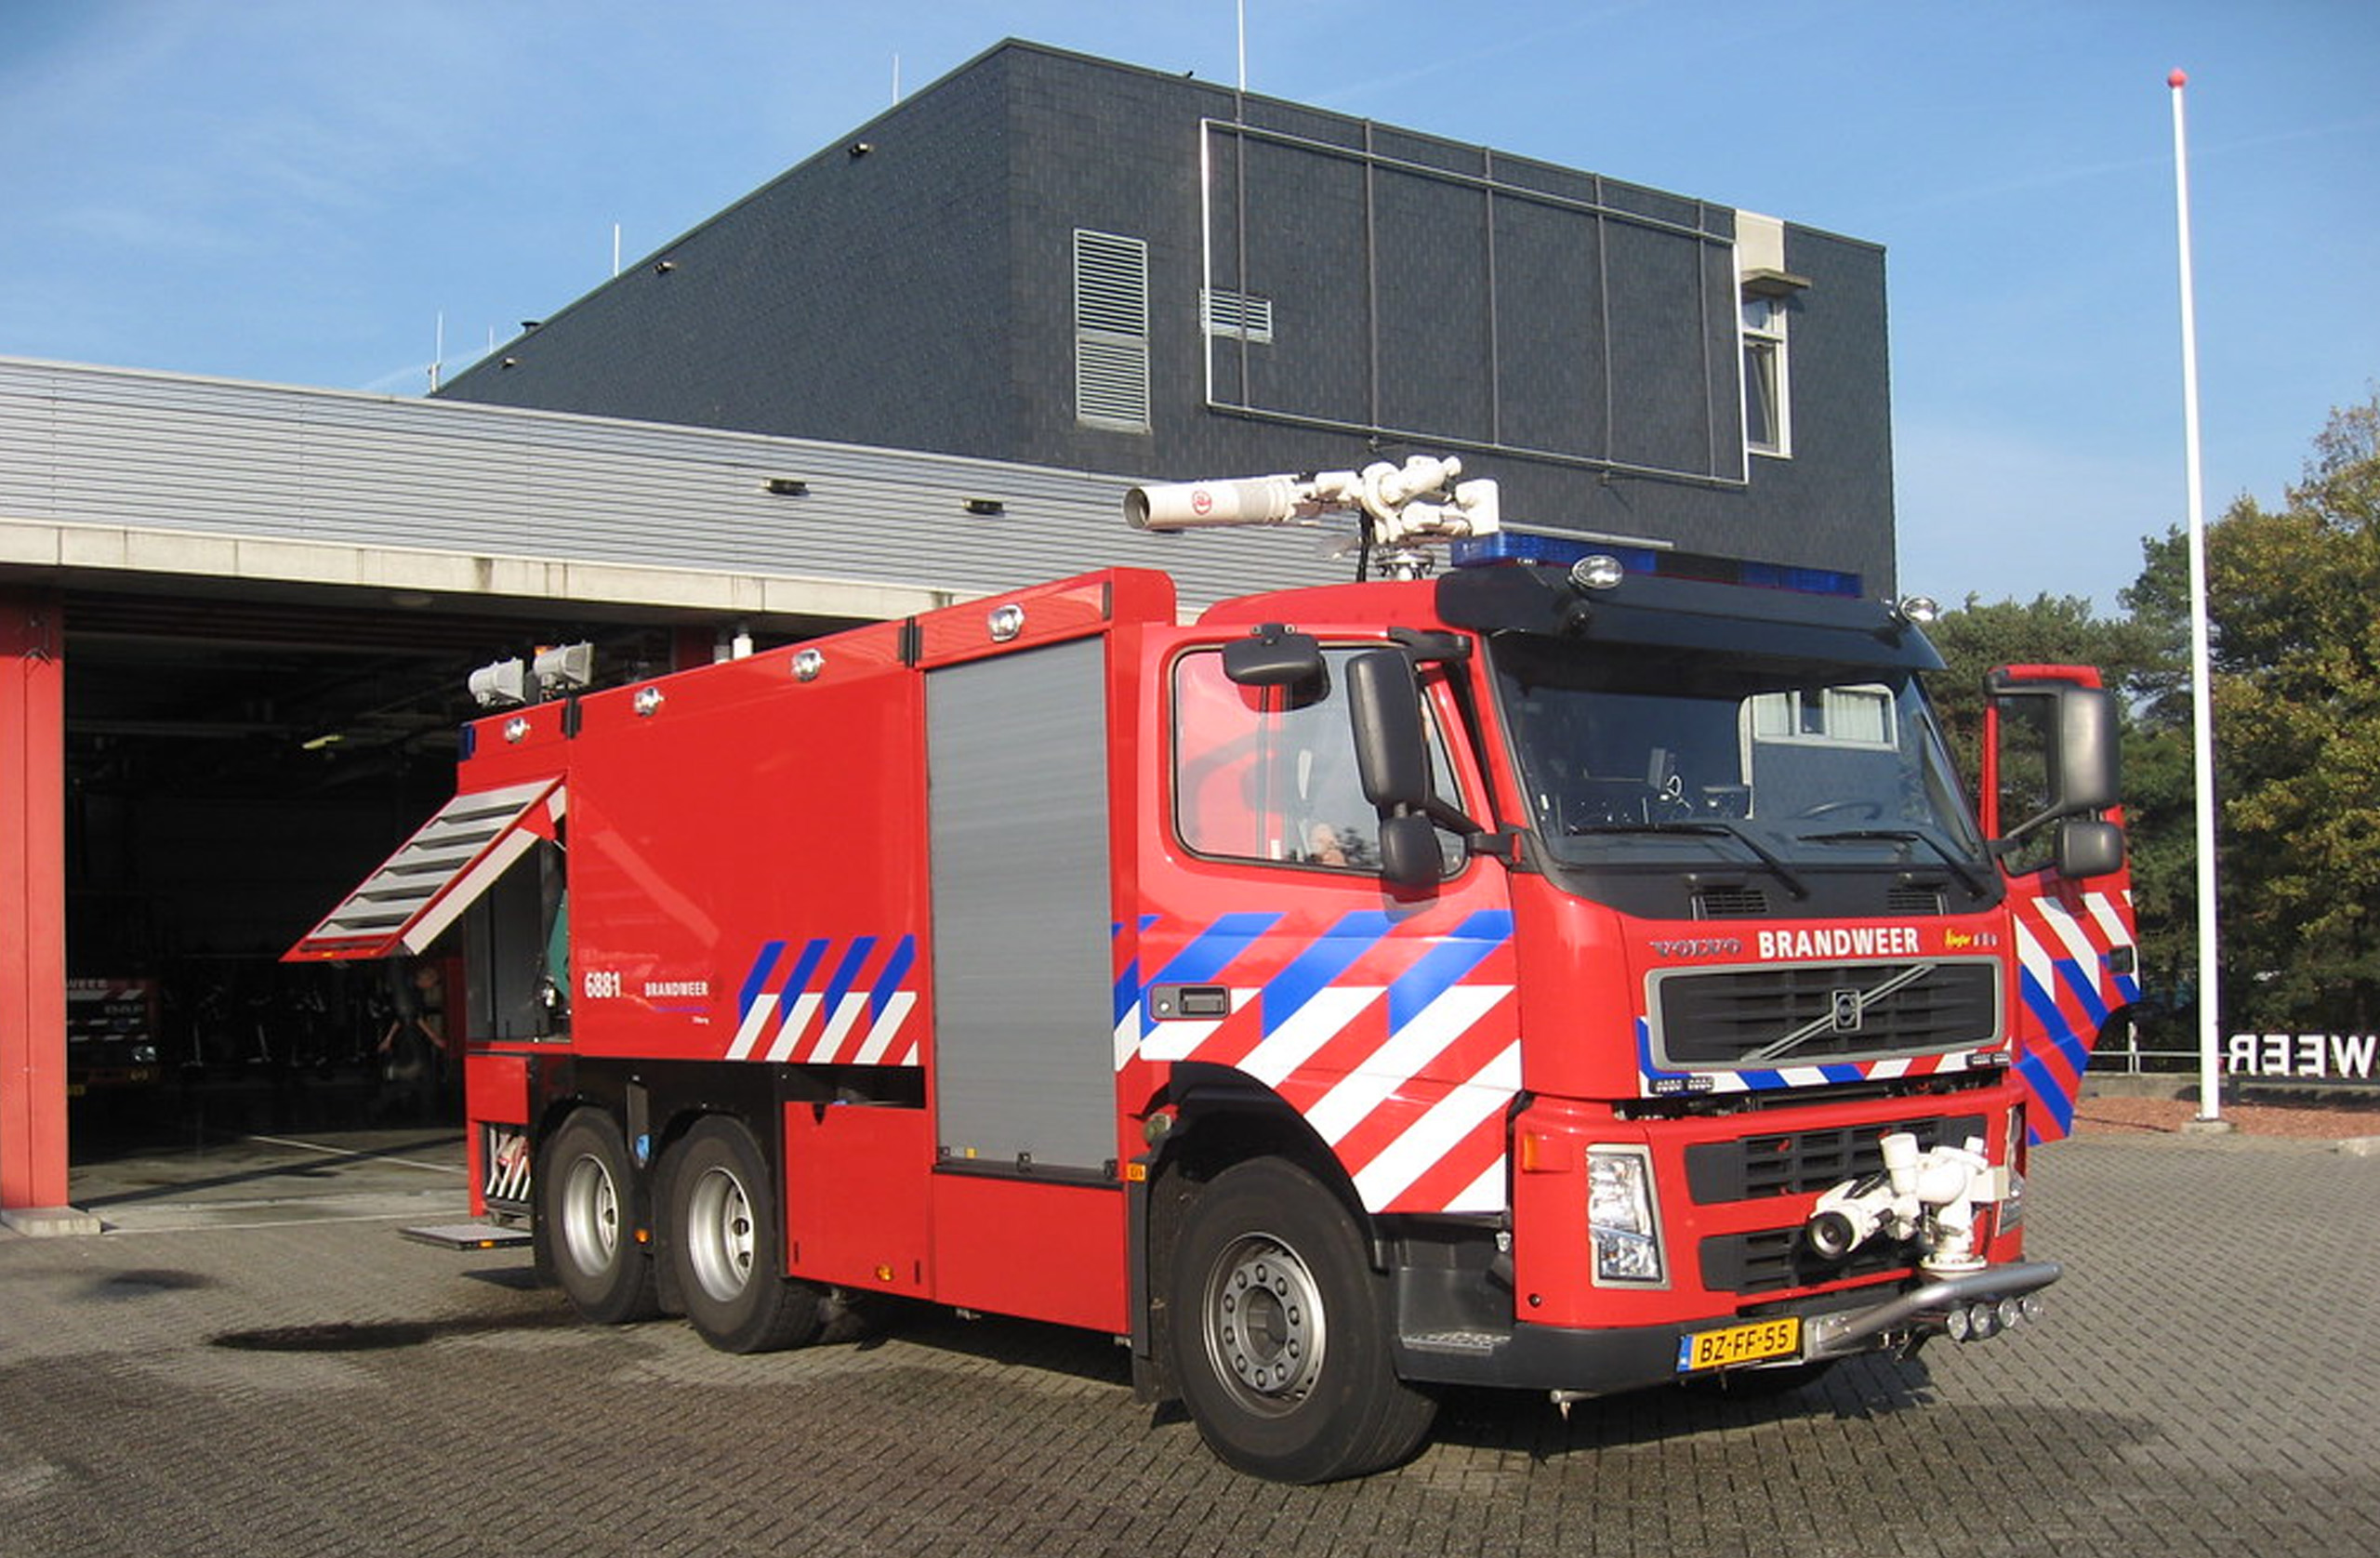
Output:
1452,532,1664,574
1449,531,1862,599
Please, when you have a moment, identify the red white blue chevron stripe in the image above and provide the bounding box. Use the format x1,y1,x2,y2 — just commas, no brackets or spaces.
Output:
2011,887,2139,1142
1117,909,1519,1216
1633,1017,1994,1098
724,935,921,1066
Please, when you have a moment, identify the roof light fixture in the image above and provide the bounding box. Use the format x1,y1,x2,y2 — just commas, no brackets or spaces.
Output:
1569,553,1626,592
469,658,528,707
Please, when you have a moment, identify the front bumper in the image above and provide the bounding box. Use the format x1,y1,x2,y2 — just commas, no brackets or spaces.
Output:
1803,1259,2060,1360
1394,1259,2061,1396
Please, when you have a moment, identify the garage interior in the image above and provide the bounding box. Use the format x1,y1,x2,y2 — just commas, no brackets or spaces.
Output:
57,581,814,1143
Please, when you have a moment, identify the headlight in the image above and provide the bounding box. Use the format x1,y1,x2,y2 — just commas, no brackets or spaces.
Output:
1587,1146,1665,1286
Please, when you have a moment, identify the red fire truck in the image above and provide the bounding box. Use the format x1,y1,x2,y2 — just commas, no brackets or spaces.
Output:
290,458,2135,1483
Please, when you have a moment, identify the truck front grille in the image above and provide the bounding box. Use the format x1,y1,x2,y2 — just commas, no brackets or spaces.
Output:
1649,960,1998,1071
1700,1228,1911,1295
1683,1113,1987,1205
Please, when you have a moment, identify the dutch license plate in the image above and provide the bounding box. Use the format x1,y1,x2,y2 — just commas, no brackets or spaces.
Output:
1677,1315,1802,1373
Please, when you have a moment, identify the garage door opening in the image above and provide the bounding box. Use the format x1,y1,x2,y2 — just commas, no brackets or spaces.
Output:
60,588,689,1151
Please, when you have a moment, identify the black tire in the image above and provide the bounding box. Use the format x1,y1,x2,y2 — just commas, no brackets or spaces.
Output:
667,1116,823,1354
541,1108,659,1324
1166,1158,1437,1483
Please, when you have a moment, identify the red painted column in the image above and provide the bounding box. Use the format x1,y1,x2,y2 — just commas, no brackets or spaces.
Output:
1,589,69,1213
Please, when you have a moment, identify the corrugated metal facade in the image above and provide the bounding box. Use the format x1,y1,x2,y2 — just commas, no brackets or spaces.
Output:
0,356,1346,617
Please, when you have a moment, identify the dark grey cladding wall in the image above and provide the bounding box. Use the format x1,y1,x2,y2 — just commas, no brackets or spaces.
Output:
1745,227,1896,591
440,50,1022,452
440,40,1898,591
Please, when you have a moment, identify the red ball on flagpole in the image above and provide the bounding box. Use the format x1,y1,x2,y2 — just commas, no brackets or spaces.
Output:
2168,69,2188,88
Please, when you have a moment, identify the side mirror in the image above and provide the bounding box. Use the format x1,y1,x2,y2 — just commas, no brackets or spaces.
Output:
2055,817,2125,881
1223,626,1326,694
1985,671,2122,849
1348,650,1448,889
1377,813,1443,889
2050,687,2120,815
1345,650,1430,810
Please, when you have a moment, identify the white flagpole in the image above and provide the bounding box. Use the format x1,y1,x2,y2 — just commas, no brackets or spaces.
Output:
2169,69,2225,1127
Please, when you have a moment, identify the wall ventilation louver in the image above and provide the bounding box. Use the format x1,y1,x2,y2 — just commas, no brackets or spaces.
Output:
1074,230,1150,431
1200,287,1274,344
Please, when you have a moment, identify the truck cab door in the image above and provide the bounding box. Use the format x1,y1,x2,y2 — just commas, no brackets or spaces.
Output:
1983,665,2140,1141
1134,634,1521,1216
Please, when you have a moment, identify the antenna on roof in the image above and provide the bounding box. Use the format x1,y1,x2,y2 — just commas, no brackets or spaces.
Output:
429,311,443,393
892,53,901,104
613,223,622,278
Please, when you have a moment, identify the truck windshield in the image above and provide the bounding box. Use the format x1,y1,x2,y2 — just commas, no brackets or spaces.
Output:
1487,633,1986,874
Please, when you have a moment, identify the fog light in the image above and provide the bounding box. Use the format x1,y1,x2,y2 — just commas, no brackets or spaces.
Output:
1944,1305,1974,1342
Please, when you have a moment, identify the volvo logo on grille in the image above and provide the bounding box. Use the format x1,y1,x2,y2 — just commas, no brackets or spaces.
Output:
1830,989,1865,1032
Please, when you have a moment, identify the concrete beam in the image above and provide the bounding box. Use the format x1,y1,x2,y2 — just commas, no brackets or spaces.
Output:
0,519,963,625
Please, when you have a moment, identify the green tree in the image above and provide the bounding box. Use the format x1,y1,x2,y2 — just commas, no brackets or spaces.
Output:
2109,526,2203,1036
1923,591,2189,1021
1923,392,2380,1042
2195,394,2380,1032
1924,592,2164,777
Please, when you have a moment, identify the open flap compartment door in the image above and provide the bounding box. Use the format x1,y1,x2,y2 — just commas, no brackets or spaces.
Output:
284,777,565,962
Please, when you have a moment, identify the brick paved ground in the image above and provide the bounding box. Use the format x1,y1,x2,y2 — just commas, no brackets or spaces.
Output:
2,1125,2373,1557
2073,1088,2380,1142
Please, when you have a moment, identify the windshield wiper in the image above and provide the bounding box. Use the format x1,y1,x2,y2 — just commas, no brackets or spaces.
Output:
1568,820,1809,900
1802,827,1991,899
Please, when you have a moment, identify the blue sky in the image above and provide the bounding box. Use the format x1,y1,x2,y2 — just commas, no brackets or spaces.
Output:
2,1,2373,610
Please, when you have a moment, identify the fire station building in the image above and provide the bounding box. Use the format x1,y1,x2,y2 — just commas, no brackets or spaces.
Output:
0,40,1898,1228
436,41,1894,588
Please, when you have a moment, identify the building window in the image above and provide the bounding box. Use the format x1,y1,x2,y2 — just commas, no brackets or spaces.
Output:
1200,287,1274,344
1741,295,1789,458
1074,230,1150,432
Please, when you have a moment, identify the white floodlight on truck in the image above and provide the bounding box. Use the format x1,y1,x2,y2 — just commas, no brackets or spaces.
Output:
468,657,529,708
533,641,595,696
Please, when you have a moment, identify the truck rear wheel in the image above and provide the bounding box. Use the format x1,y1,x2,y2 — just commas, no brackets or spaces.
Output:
542,1108,659,1324
668,1116,823,1353
1166,1158,1437,1483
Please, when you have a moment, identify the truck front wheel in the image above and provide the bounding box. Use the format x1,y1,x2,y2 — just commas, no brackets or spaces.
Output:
667,1116,823,1353
1166,1158,1437,1483
542,1108,659,1324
